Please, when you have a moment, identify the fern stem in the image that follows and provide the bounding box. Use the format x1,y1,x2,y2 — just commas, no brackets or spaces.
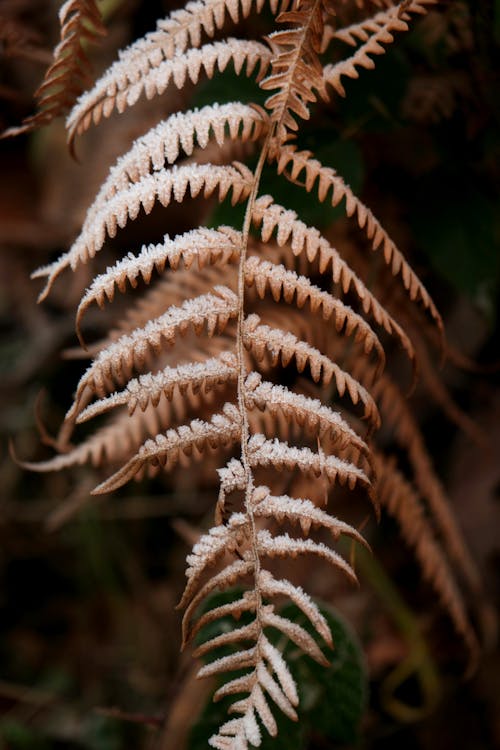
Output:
236,126,276,630
235,0,328,642
272,0,325,143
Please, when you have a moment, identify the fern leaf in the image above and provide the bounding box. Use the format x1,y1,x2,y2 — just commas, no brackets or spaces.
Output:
185,592,258,645
67,38,272,142
179,558,254,619
373,372,482,593
322,4,410,96
244,373,370,456
18,1,480,744
257,570,331,644
261,0,329,141
252,196,416,366
92,402,242,494
184,513,250,596
253,489,369,545
75,226,241,342
101,267,239,346
375,454,479,670
256,643,298,712
2,0,106,138
20,391,206,475
194,620,261,657
197,645,259,679
33,163,253,300
261,607,329,664
69,287,239,415
243,315,380,429
273,146,444,341
247,434,370,491
66,0,293,143
87,102,268,212
256,528,358,583
244,255,385,372
77,352,238,423
323,1,436,54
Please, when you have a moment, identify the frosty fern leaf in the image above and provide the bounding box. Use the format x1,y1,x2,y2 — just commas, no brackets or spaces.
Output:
18,0,483,747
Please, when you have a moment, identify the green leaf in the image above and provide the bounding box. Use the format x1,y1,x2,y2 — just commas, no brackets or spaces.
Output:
280,603,367,745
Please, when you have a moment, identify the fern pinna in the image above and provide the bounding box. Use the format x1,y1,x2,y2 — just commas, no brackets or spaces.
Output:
21,0,482,747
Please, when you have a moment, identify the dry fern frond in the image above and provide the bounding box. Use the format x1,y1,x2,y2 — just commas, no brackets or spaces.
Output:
1,0,106,138
75,225,242,343
321,1,435,96
272,144,443,341
261,0,330,143
65,0,293,144
86,102,268,209
244,373,370,456
251,195,416,366
244,256,386,372
242,315,380,429
69,286,239,414
93,402,243,494
179,482,363,748
372,371,482,594
375,453,479,671
67,36,273,144
18,0,483,745
33,162,254,300
76,352,239,423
